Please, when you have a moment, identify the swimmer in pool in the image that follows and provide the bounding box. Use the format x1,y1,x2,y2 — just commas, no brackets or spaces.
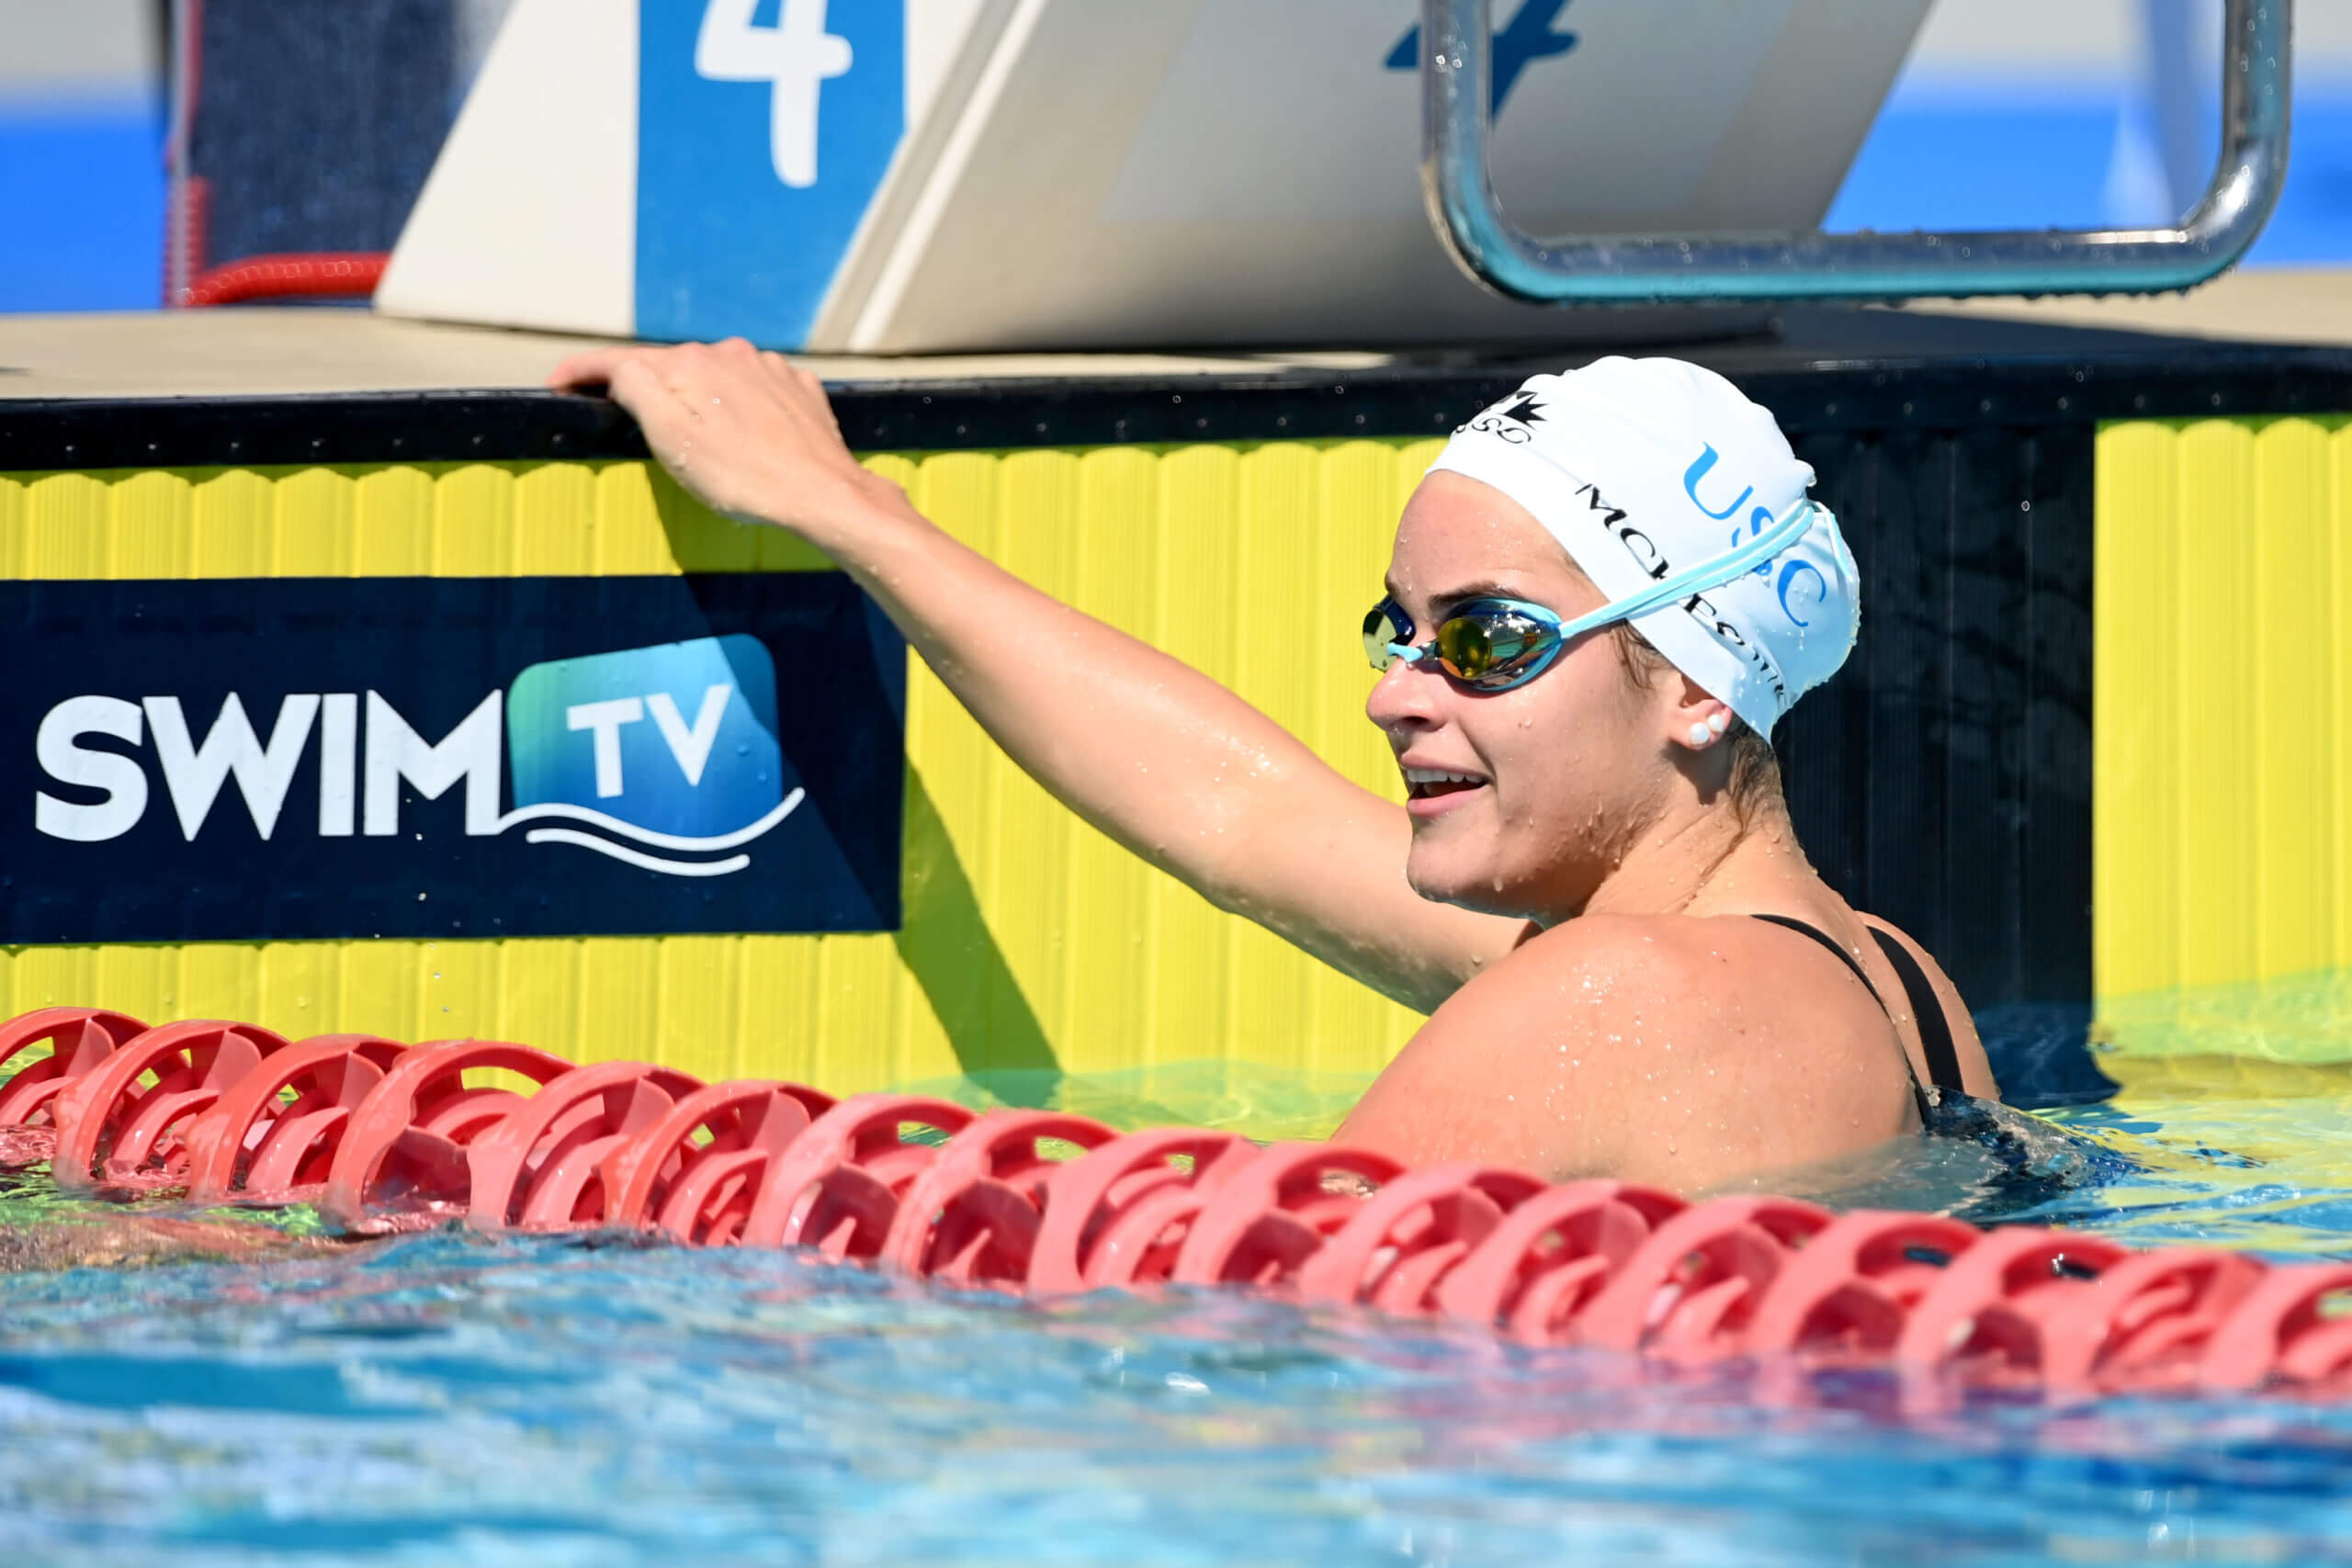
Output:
550,344,1999,1193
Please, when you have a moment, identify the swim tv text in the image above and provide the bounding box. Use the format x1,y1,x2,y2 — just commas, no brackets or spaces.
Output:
3,576,903,944
36,635,797,876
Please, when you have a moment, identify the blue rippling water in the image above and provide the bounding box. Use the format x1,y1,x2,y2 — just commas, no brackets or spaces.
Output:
0,1066,2347,1566
1,1229,2350,1567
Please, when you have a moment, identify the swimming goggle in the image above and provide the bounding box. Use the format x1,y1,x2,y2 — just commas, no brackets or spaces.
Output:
1363,500,1820,694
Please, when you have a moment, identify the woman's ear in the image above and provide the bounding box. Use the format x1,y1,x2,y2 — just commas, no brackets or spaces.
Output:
1668,673,1735,753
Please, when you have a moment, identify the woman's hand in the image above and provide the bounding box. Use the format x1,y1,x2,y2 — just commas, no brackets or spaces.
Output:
547,337,908,551
548,341,1521,1013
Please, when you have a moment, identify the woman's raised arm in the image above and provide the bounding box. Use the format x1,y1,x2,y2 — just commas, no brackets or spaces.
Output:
549,339,1525,1012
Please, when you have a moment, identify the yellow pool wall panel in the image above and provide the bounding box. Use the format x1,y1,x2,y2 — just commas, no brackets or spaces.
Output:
2095,414,2352,1063
0,443,1439,1090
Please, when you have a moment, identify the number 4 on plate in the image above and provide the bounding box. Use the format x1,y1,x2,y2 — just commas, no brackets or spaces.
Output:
694,0,854,188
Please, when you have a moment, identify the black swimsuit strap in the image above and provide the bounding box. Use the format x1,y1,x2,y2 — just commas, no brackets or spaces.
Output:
1747,914,1937,1124
1864,929,1967,1096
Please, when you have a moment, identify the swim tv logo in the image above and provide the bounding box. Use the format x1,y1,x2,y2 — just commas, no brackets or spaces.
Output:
507,637,799,875
5,573,899,946
34,637,799,879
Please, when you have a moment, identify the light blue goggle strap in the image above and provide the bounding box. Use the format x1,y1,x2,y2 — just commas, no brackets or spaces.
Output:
1384,498,1819,664
1544,497,1820,644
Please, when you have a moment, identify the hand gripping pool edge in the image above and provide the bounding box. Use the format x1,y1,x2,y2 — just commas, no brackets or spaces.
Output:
1,1004,2347,1404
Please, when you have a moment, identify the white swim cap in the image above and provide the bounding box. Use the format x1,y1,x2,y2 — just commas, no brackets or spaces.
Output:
1425,357,1859,737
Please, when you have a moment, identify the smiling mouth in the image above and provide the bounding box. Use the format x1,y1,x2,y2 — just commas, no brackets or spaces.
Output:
1401,767,1487,802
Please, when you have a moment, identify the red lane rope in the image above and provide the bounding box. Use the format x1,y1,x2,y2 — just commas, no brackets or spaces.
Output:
180,253,390,308
5,1006,2347,1401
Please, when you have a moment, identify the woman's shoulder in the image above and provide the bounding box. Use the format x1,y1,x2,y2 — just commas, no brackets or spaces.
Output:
1428,909,1908,1095
1442,912,1747,1034
1499,909,1722,968
1340,909,1917,1187
1488,908,1852,989
1473,909,1897,1032
1337,915,1741,1179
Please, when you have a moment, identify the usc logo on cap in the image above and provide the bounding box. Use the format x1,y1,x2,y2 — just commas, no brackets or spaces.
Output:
1687,444,1830,631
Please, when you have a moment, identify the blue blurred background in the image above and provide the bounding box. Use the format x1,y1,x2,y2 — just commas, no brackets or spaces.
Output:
3,0,2348,316
1825,0,2352,265
0,0,169,313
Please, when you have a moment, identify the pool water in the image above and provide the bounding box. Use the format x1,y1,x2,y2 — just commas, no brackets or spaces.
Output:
0,1058,2347,1566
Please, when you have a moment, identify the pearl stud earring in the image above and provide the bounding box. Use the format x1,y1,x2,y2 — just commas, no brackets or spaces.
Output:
1687,722,1714,748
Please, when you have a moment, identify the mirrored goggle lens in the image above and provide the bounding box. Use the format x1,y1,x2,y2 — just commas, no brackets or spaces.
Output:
1363,603,1408,670
1434,615,1494,678
1436,612,1550,687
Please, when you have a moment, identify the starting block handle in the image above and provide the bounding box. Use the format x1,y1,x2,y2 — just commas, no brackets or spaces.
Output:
1419,0,2293,304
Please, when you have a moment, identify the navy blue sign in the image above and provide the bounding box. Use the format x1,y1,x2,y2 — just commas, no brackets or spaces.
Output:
2,576,905,943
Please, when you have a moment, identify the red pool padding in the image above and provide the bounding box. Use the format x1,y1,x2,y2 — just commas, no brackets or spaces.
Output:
4,1005,2347,1402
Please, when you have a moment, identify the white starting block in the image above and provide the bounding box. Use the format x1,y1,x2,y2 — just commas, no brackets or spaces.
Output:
376,0,1932,353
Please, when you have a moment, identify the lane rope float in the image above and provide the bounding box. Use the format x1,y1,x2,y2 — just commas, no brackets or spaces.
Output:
1,1005,2346,1403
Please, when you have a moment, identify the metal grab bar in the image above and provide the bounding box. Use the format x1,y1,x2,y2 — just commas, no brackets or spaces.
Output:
1419,0,2293,303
